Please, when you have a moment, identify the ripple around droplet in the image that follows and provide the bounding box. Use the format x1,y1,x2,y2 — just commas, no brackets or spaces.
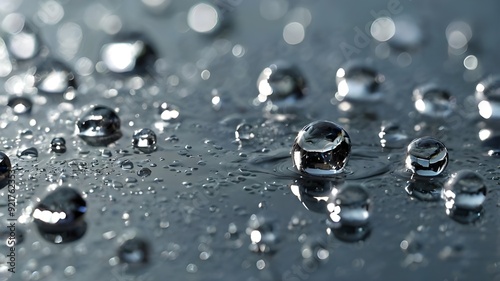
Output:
34,58,77,97
405,137,448,177
413,85,455,118
289,178,339,214
326,183,371,229
379,121,408,148
100,33,157,74
76,105,122,146
475,75,500,120
335,62,384,103
255,62,306,111
292,120,351,176
7,96,32,115
0,152,11,189
32,187,87,243
405,178,442,202
117,238,149,265
132,128,157,153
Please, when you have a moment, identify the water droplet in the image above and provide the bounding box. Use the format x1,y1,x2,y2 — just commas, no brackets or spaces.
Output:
76,105,122,146
327,183,371,228
235,123,255,141
32,187,87,243
405,178,442,202
17,146,38,160
413,85,455,118
117,238,149,264
132,128,156,153
475,75,500,120
289,178,337,214
292,120,351,176
246,214,278,254
443,170,486,224
137,168,151,177
405,137,448,177
379,121,408,148
158,102,180,122
301,236,329,264
100,33,156,74
187,3,222,34
34,58,77,97
50,137,66,154
386,16,423,51
121,159,134,170
7,96,32,115
335,62,384,103
446,21,472,53
255,62,306,111
0,152,11,189
3,13,41,60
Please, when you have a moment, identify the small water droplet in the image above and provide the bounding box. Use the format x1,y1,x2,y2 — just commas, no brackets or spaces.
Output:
34,58,77,97
413,85,455,118
379,121,408,148
7,96,32,114
158,102,180,121
292,120,351,176
327,183,371,228
137,168,151,177
442,170,486,224
405,137,448,177
246,214,278,254
100,33,156,74
76,105,122,146
117,237,149,264
121,160,134,170
17,146,38,160
0,152,11,189
475,75,500,120
132,128,156,153
32,187,87,243
50,137,66,154
235,123,255,141
300,236,329,264
335,62,384,103
187,3,223,34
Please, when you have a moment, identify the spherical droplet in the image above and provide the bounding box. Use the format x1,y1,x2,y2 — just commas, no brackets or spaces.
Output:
405,137,448,177
235,123,255,141
100,33,157,74
379,121,408,148
76,105,122,146
292,120,351,176
413,85,455,118
50,137,67,154
327,183,371,228
32,187,87,243
132,128,156,153
256,62,306,110
7,96,32,115
335,62,384,103
117,238,149,264
34,58,77,97
443,170,487,211
475,75,500,120
0,152,11,189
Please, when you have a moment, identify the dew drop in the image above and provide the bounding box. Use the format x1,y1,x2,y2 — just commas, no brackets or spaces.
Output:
475,75,500,120
255,62,306,111
117,238,149,264
7,96,32,115
405,137,448,177
132,128,157,153
34,58,77,97
100,33,157,74
292,120,351,176
413,85,455,118
32,187,87,243
335,62,384,103
327,183,371,228
75,105,122,146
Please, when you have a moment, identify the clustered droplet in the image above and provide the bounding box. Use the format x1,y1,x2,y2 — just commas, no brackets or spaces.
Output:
292,120,351,176
405,137,448,177
76,105,122,146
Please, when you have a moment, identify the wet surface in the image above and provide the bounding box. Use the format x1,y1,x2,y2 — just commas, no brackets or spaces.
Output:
0,0,499,280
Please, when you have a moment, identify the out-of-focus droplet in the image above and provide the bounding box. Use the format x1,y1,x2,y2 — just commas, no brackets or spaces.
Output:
117,238,149,264
292,120,351,176
158,102,180,122
463,55,478,70
32,187,87,243
50,137,66,154
37,0,64,25
0,37,12,77
2,13,41,60
7,96,32,115
327,183,371,228
34,58,77,98
0,152,11,189
379,121,408,148
246,214,278,254
290,178,337,214
76,105,122,146
388,16,423,51
405,137,448,177
141,0,172,14
405,178,442,201
413,85,455,118
301,236,329,265
132,128,157,153
187,2,222,34
371,17,396,42
475,75,500,120
335,62,384,103
235,123,255,141
283,22,305,45
446,21,472,54
260,0,288,21
100,33,157,74
442,170,486,224
256,62,306,111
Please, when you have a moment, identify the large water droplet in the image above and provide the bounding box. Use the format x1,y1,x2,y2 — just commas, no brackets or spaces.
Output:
442,170,486,215
235,123,255,141
246,214,278,254
327,183,371,228
256,62,306,111
117,238,149,264
32,187,87,243
50,137,67,154
76,105,122,146
100,33,156,74
3,13,41,60
413,85,455,118
379,121,408,148
405,137,448,177
475,75,500,120
292,120,351,176
335,62,384,103
132,128,156,153
289,178,337,214
0,152,11,189
7,96,32,115
34,58,77,98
